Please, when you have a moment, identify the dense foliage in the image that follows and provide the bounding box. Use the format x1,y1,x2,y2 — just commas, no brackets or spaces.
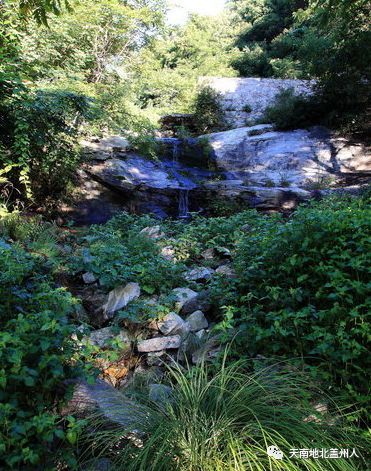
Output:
0,0,166,206
0,216,92,469
212,196,371,415
230,0,371,130
69,214,184,295
0,193,370,467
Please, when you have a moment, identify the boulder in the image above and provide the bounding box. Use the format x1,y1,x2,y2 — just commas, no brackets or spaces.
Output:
82,272,97,284
186,311,208,332
215,265,237,278
140,225,165,240
88,327,131,349
195,329,206,340
192,336,221,364
64,379,149,429
161,246,176,261
201,248,217,260
147,350,167,367
202,126,370,188
201,77,314,126
172,288,198,312
201,182,311,210
185,267,215,282
85,154,197,192
137,335,182,353
157,312,191,338
103,282,140,319
149,384,173,406
177,333,202,363
82,136,130,160
180,290,211,316
81,124,370,218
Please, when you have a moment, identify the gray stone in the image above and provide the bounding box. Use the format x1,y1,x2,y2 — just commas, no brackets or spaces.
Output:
172,288,198,312
149,384,173,405
161,246,176,261
186,311,208,332
82,120,370,218
86,154,198,192
201,248,217,260
215,265,237,278
202,126,371,189
64,379,149,429
103,282,140,319
185,267,215,282
82,135,130,159
192,336,221,365
137,335,182,353
82,272,97,284
147,350,167,366
177,333,202,363
88,327,131,349
195,329,206,340
158,312,188,336
201,77,314,127
140,225,165,240
180,290,211,316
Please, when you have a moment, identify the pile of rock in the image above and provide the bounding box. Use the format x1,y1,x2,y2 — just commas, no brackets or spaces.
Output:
78,281,219,379
138,288,213,365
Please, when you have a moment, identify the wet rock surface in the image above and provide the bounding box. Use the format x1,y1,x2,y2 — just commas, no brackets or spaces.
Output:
78,126,370,219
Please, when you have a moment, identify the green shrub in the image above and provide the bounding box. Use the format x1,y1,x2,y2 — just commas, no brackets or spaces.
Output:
70,214,184,294
242,103,252,113
0,240,90,469
0,88,93,204
192,86,227,134
263,88,319,130
232,44,273,77
80,360,366,470
0,211,57,244
164,210,264,263
220,196,370,414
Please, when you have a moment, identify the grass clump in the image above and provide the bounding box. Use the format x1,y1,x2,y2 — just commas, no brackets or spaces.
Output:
80,359,366,470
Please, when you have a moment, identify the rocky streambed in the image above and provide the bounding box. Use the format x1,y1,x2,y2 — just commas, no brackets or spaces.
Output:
67,232,235,423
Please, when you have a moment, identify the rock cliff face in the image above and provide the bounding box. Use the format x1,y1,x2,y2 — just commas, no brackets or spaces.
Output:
200,77,314,127
75,124,369,220
202,125,371,187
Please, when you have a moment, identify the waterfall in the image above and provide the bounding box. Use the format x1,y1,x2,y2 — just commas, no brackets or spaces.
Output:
172,140,181,162
178,189,190,219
